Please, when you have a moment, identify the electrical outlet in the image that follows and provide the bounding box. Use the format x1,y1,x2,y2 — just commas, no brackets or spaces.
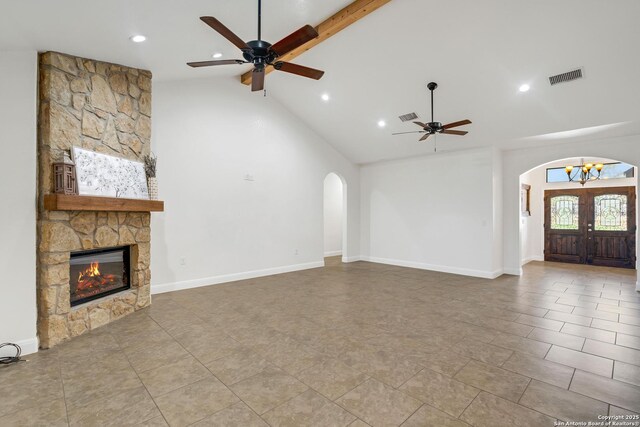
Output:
243,174,255,181
294,249,299,255
180,257,186,265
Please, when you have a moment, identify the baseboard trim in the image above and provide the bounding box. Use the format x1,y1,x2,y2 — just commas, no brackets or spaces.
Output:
341,256,361,263
324,250,343,257
152,261,325,295
490,269,505,279
503,267,523,276
360,256,503,279
0,337,39,356
521,255,544,265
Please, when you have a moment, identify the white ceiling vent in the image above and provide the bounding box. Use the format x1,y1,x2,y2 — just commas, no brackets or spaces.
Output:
549,67,584,86
399,112,418,122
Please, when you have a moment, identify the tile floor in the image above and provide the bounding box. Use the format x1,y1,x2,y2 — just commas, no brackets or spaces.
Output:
1,258,639,426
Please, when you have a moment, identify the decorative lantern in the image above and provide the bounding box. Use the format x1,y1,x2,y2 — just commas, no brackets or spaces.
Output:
53,151,78,194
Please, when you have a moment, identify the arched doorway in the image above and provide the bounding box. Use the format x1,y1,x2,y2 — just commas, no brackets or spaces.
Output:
518,157,637,269
324,173,347,262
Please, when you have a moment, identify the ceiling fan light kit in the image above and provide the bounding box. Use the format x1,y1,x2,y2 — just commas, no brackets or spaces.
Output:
393,82,472,143
187,0,325,92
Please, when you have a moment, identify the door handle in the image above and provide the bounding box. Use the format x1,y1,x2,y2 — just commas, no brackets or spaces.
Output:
588,229,592,232
588,224,593,226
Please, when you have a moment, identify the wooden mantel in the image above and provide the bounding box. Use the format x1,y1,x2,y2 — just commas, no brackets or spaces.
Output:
44,194,164,212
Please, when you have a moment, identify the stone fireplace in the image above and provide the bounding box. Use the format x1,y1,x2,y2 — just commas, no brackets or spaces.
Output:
37,52,154,348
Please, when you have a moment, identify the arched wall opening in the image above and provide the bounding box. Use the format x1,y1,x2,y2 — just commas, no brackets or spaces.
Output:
324,172,347,261
519,157,637,268
502,136,640,290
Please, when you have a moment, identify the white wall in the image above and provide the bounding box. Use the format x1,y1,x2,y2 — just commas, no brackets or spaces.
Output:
519,167,541,264
360,147,501,278
323,173,343,256
492,148,504,273
520,158,637,265
503,135,640,283
0,51,38,355
151,76,361,293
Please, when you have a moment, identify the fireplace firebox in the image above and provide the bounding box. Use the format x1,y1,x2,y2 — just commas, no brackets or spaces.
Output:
70,246,131,306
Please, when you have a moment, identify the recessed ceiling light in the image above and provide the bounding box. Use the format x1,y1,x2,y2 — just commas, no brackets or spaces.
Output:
321,93,330,102
519,84,530,92
212,52,223,59
377,120,386,128
130,35,147,43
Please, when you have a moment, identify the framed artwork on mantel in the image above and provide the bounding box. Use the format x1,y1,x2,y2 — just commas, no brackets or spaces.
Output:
521,184,531,216
72,147,149,200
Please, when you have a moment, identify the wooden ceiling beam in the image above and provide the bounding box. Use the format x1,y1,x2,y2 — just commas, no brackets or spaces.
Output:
240,0,393,85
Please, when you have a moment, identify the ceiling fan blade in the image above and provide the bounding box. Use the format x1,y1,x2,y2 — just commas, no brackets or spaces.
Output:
200,16,250,51
187,59,246,68
392,131,425,135
413,121,429,128
419,133,431,141
274,62,324,80
442,119,471,129
251,68,265,92
442,130,468,135
270,25,318,57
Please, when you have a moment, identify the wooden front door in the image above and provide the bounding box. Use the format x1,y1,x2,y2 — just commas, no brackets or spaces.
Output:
544,189,586,264
544,186,636,268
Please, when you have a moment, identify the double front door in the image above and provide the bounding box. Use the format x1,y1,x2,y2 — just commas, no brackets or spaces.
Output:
544,186,636,268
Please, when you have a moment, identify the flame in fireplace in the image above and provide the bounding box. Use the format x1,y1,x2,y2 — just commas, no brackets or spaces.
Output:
80,262,101,280
76,261,116,291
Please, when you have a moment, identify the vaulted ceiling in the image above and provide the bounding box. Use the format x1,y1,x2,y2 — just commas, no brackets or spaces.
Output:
2,0,639,163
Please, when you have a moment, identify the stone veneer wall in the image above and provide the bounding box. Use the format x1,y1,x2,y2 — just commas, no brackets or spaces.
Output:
37,52,153,348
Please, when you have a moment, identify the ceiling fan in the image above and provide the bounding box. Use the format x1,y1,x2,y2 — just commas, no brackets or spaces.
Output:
187,0,325,92
393,82,471,141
